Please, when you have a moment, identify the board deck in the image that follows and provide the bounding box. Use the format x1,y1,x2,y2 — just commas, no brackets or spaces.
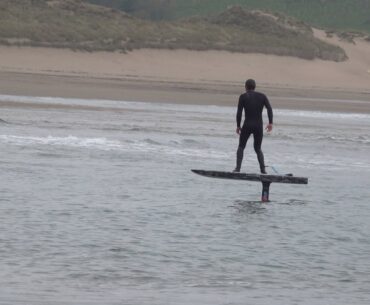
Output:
191,169,308,184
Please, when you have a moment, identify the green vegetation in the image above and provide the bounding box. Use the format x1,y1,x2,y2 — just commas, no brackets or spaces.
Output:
88,0,176,20
0,0,141,51
0,0,347,61
89,0,370,33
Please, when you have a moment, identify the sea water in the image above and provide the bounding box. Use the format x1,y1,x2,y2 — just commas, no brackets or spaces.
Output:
0,95,370,305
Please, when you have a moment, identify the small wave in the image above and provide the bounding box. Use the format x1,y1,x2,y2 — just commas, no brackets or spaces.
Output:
272,133,295,141
276,199,310,206
273,131,370,145
276,109,370,121
2,94,369,121
0,94,234,115
130,139,228,158
128,125,158,132
315,135,370,145
129,127,142,131
169,138,210,149
143,138,161,145
169,140,180,145
0,135,122,150
0,134,229,159
182,139,207,147
182,139,201,144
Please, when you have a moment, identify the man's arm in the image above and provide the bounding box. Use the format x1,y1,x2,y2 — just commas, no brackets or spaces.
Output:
236,95,243,134
236,95,243,128
264,95,273,132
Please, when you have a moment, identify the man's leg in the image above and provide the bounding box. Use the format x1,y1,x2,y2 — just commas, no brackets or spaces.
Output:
253,128,266,174
234,127,251,172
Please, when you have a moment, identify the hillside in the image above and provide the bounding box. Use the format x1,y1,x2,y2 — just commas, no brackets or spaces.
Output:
89,0,370,34
0,0,346,61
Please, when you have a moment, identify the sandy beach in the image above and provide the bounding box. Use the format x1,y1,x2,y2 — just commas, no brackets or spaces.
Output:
0,30,369,113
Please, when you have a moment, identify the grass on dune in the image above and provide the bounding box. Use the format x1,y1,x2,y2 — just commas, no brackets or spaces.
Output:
0,0,348,61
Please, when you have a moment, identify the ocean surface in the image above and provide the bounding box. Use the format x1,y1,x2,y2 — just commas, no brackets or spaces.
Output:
1,94,370,305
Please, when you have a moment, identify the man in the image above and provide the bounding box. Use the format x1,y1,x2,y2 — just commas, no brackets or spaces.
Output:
233,79,273,174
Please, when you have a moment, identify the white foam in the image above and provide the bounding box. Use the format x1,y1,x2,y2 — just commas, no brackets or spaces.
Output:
0,135,122,150
2,94,369,120
0,134,229,159
0,94,232,115
275,109,370,120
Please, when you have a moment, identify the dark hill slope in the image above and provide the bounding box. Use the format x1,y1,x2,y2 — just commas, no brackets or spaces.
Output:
0,1,347,61
89,0,370,33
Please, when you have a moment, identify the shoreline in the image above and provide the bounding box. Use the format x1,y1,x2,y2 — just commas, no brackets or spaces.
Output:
1,71,370,114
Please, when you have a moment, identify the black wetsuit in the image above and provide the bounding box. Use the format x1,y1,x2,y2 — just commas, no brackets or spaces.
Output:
235,90,273,172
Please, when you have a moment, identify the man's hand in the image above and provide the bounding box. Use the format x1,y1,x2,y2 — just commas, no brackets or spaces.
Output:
236,127,241,135
265,124,273,132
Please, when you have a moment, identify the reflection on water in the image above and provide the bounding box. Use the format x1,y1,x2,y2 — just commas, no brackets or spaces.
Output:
275,198,310,206
230,198,309,213
230,200,268,214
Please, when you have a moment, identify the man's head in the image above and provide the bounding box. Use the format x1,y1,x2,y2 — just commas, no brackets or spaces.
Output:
245,79,256,91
